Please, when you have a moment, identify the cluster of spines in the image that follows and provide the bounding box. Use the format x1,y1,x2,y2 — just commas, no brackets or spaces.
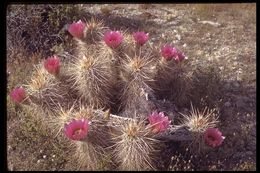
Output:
110,119,160,171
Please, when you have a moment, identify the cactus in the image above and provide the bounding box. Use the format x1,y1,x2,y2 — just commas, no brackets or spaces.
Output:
10,17,225,171
110,120,160,170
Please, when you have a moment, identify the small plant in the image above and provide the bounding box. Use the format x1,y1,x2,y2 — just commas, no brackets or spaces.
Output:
176,104,223,153
10,17,225,171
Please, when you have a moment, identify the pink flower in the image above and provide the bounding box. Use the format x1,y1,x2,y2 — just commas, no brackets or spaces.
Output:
64,118,90,141
10,87,26,103
174,49,186,62
67,20,86,39
161,45,177,60
132,31,149,46
44,55,60,76
103,31,123,49
204,128,225,147
148,111,171,133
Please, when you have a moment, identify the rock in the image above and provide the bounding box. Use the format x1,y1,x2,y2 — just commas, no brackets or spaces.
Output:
43,155,47,159
176,34,181,40
219,66,224,71
199,20,221,27
236,76,243,82
8,145,12,151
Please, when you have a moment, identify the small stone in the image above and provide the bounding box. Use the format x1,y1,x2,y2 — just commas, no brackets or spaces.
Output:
183,43,187,47
52,155,56,158
161,33,165,38
43,155,47,159
237,68,243,74
40,150,43,153
236,76,243,81
37,160,41,163
8,145,12,151
199,20,221,27
219,66,224,71
224,102,231,107
176,34,181,40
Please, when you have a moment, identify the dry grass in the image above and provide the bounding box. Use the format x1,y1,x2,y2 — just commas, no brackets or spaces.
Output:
7,4,84,59
192,3,256,21
7,104,72,171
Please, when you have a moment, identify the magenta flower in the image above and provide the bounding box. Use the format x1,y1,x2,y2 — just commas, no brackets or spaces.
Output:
204,128,225,147
67,20,86,39
44,55,60,76
174,49,186,62
64,118,91,141
148,111,171,133
161,45,177,60
10,87,26,103
132,31,149,46
103,31,123,49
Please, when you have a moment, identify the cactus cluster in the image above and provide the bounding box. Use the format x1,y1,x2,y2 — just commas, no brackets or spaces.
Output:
10,18,225,170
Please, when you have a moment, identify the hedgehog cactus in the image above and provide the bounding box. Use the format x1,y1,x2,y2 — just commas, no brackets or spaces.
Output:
111,120,160,170
10,17,225,171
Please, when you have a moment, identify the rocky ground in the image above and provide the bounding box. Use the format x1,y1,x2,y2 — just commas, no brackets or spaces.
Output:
7,4,256,171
